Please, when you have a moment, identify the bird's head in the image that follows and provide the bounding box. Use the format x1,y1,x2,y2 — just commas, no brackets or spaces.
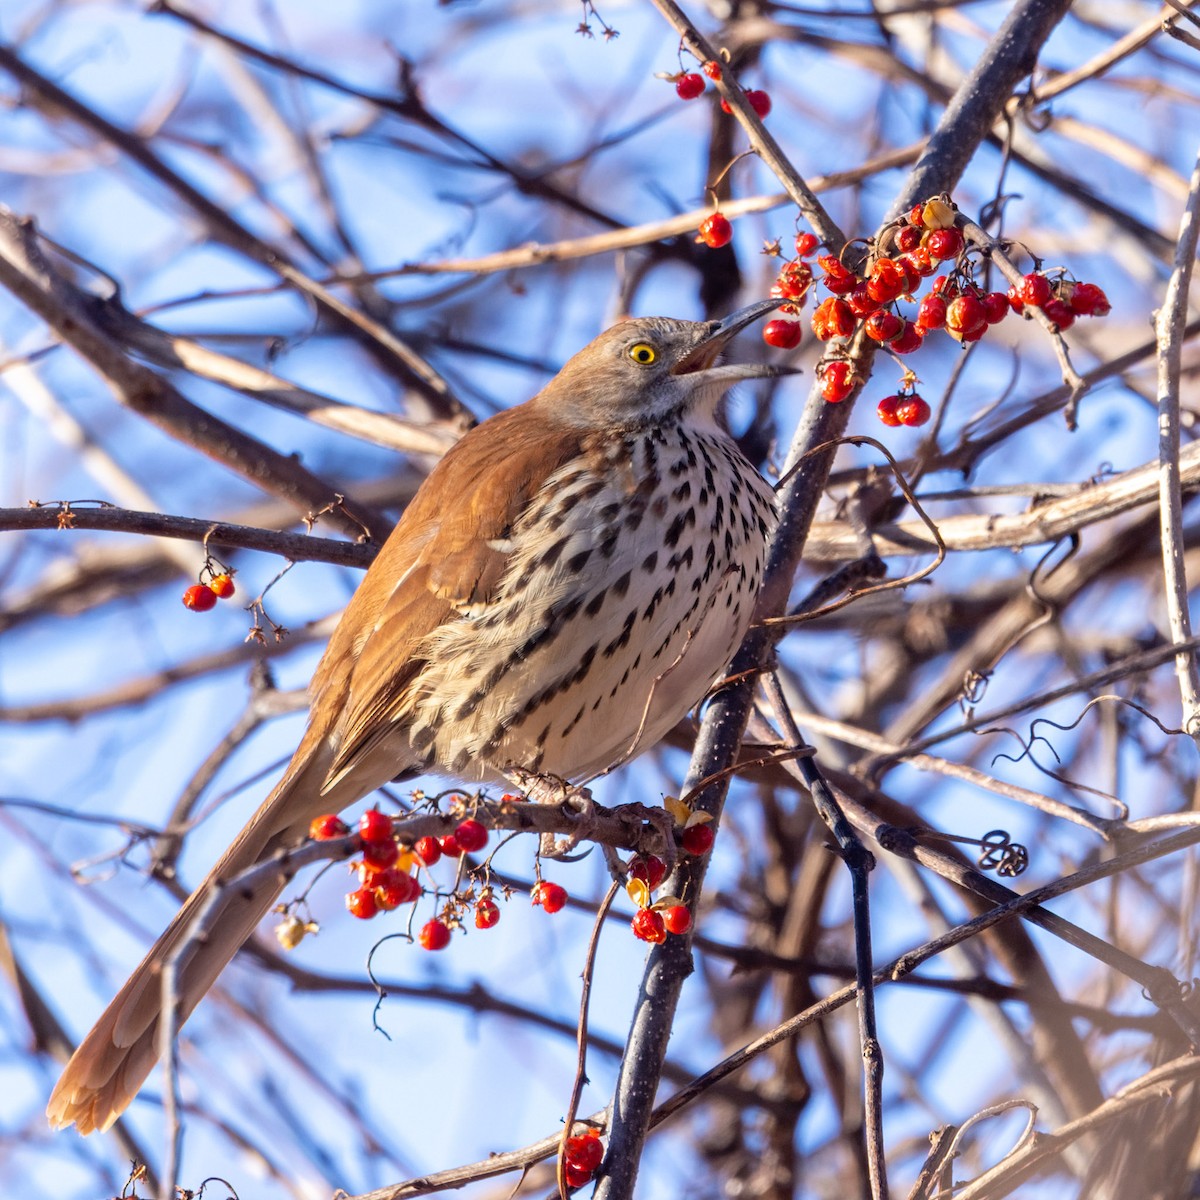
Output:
542,299,792,429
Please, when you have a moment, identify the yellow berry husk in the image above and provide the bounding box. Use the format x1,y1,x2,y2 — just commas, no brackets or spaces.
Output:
921,197,956,230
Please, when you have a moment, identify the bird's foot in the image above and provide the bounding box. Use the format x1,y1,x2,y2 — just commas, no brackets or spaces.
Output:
508,770,595,859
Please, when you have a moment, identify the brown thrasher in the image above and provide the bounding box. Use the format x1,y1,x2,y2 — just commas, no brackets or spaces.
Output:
47,299,782,1134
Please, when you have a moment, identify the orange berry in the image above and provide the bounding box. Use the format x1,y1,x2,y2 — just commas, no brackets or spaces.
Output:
346,887,378,919
182,584,217,612
418,919,451,950
310,814,349,840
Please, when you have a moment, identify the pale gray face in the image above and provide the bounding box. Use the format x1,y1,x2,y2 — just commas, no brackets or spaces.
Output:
545,300,785,429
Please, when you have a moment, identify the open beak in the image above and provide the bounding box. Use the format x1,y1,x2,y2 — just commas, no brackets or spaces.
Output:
671,298,788,379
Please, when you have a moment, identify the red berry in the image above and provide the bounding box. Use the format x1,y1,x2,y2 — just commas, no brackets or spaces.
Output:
207,574,235,599
867,258,905,304
819,360,856,403
1041,299,1075,330
846,282,880,319
1007,284,1025,314
346,887,379,920
475,898,501,929
901,247,936,277
877,395,903,427
698,212,733,248
182,584,217,612
1068,281,1110,316
453,818,488,854
895,224,922,253
310,814,349,841
896,258,922,296
817,254,857,295
896,395,931,427
1019,272,1052,307
662,904,692,935
362,837,399,870
864,310,903,343
532,881,568,913
916,294,947,331
439,833,463,857
888,320,923,355
811,297,856,341
701,60,722,81
745,88,771,118
981,292,1010,324
681,823,715,855
631,908,667,944
564,1163,594,1190
566,1131,604,1172
945,294,987,338
794,231,818,258
925,227,964,261
418,919,451,951
374,870,419,910
908,202,927,227
771,259,813,302
675,73,705,100
413,836,442,867
628,854,667,890
358,809,393,845
762,318,802,350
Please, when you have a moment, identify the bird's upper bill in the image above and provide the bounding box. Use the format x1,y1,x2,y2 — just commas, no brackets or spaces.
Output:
670,298,790,381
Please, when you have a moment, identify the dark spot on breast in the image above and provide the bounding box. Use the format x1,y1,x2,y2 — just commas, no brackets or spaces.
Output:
604,609,638,657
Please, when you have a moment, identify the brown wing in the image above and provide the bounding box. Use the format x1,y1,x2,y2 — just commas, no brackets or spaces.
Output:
314,402,582,784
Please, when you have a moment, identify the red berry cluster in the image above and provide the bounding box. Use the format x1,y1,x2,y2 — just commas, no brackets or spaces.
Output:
1007,273,1110,330
631,903,692,944
308,806,508,949
181,566,236,612
877,387,931,428
625,849,694,945
669,63,769,120
563,1129,604,1191
755,195,1110,419
341,808,424,922
720,87,772,118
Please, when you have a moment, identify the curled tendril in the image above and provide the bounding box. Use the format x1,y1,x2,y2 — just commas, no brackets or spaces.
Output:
961,669,991,709
913,826,1029,877
1141,977,1196,1005
977,829,1029,877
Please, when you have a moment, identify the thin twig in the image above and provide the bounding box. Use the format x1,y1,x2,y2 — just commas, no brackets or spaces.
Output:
1154,141,1200,741
557,881,619,1200
762,671,888,1199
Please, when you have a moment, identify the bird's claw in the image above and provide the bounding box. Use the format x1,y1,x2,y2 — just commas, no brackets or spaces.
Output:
509,770,595,858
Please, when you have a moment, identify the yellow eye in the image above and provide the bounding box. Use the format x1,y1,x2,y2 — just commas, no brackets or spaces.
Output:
629,342,657,365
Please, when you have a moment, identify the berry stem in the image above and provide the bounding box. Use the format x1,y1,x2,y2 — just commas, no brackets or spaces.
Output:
557,880,620,1199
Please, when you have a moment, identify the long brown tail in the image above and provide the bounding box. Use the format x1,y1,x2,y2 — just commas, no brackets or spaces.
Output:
47,737,345,1134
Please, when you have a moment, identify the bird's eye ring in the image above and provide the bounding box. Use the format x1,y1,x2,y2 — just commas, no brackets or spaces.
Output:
629,343,657,365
